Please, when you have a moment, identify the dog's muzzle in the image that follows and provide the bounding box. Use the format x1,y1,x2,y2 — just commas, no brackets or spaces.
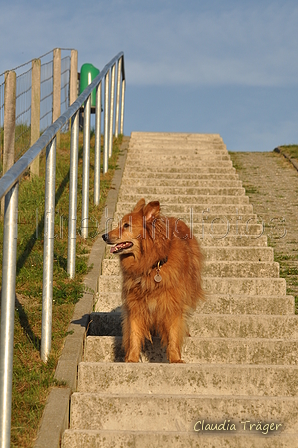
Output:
102,233,133,253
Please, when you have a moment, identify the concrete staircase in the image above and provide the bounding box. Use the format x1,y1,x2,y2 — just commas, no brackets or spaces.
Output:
62,132,298,447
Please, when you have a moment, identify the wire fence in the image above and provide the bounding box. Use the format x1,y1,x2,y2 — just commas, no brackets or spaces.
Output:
40,58,53,132
15,67,32,160
0,48,74,173
61,55,71,132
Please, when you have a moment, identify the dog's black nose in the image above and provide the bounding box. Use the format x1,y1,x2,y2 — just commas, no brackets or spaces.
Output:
102,233,109,242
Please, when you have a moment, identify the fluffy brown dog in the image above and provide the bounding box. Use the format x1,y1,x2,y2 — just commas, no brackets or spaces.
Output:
102,199,204,363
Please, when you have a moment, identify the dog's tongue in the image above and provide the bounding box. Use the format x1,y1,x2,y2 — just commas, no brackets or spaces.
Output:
110,242,132,253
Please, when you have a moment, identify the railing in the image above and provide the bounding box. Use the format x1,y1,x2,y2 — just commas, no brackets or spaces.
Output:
0,51,125,448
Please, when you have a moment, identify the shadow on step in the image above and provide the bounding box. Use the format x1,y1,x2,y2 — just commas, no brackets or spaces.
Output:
88,311,122,336
88,311,169,362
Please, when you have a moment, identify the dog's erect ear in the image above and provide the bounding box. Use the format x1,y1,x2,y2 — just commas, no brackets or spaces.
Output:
132,198,145,213
143,201,160,222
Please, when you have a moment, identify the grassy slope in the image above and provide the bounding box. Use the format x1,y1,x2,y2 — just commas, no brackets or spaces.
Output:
279,144,298,159
229,147,298,313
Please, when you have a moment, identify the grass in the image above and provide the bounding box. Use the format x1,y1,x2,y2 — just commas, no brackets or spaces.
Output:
230,149,298,313
243,185,260,195
0,123,32,176
279,144,298,159
0,130,123,447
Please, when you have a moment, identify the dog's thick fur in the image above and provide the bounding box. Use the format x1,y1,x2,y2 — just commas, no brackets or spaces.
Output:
102,199,204,363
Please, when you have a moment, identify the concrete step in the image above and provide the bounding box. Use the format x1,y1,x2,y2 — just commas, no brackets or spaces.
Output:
68,393,298,432
116,202,252,214
104,243,274,263
102,260,279,277
107,219,270,246
77,362,298,397
118,186,245,195
122,172,240,180
129,139,226,146
114,212,261,224
130,131,223,139
129,136,226,142
206,277,286,295
118,193,250,205
130,136,224,141
114,206,255,220
94,292,295,315
126,159,233,168
129,143,227,150
88,313,298,339
110,218,269,238
126,149,230,157
203,261,279,278
198,235,269,246
130,134,225,146
201,236,269,246
123,166,236,174
84,336,298,365
113,212,256,226
129,142,227,149
119,178,242,187
126,156,232,164
129,142,227,150
97,275,286,295
102,233,273,247
129,144,228,150
130,136,226,143
127,149,229,157
198,223,267,239
62,429,298,448
201,247,274,261
114,208,255,223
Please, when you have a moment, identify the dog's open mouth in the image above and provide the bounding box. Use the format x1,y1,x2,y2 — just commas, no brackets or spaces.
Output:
110,242,133,254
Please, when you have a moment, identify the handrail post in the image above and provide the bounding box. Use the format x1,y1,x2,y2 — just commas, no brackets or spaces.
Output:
67,110,79,278
115,57,122,138
0,182,19,448
103,70,110,174
53,49,61,147
41,137,56,362
94,81,102,205
81,94,91,239
108,64,116,157
120,76,125,135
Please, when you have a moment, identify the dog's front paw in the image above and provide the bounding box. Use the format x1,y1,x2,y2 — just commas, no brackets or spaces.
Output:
125,353,140,363
169,358,185,364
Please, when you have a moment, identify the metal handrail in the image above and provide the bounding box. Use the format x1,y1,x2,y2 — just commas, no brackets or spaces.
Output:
0,51,125,448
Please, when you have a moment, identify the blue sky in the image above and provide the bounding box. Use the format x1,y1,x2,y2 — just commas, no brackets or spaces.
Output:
1,0,298,151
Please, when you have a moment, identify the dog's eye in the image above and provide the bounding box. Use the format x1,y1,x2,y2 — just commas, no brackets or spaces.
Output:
123,223,130,228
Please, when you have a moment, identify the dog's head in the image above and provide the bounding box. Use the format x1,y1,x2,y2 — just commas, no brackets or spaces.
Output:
102,199,161,255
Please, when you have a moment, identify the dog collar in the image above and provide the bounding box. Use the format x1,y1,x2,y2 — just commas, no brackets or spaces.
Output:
151,256,168,270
